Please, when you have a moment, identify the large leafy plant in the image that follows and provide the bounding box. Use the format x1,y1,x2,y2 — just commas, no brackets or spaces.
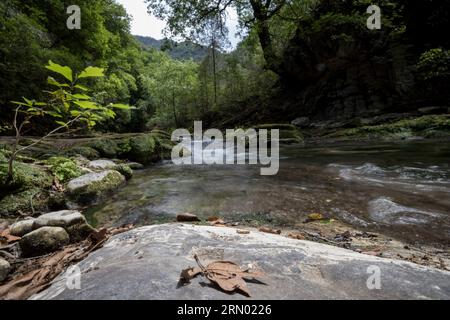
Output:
5,61,130,183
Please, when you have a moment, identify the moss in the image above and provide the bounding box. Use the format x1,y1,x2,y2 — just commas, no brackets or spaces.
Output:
128,134,158,164
0,162,53,217
68,170,125,205
333,115,450,140
86,139,119,158
113,164,133,180
46,157,82,183
65,146,100,160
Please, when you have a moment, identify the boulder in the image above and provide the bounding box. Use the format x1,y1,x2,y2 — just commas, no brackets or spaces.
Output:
9,219,35,237
35,210,95,242
32,224,450,300
67,170,125,206
87,160,116,170
20,227,70,257
10,210,95,242
0,258,11,282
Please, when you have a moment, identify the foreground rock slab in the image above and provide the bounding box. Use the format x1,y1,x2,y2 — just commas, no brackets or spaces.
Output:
32,224,450,300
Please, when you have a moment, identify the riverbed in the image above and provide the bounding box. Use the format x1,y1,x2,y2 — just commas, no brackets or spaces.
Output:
86,139,450,245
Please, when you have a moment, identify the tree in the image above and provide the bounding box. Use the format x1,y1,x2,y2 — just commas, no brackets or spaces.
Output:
145,0,288,74
6,61,130,182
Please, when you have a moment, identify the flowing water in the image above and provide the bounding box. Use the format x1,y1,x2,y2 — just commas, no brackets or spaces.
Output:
86,139,450,245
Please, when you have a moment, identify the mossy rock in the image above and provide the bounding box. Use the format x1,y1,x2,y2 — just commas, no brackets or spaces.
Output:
85,139,119,158
0,188,50,218
0,162,53,217
65,146,100,160
66,170,126,206
333,115,450,140
113,164,133,181
128,134,158,164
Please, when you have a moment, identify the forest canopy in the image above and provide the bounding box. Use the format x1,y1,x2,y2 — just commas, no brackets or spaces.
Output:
0,0,449,133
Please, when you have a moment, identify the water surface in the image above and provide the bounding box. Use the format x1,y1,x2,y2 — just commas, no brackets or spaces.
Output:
86,139,450,245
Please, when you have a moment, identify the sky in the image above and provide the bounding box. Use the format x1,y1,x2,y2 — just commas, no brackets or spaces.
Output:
116,0,241,48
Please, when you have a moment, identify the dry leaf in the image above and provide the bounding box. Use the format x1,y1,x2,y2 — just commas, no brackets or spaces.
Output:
236,229,250,235
180,255,265,297
0,229,21,244
179,267,202,284
258,227,281,235
288,233,305,240
0,224,134,300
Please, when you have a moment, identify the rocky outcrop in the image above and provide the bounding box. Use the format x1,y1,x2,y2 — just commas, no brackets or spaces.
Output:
32,224,450,300
0,258,10,282
20,227,70,257
66,170,125,206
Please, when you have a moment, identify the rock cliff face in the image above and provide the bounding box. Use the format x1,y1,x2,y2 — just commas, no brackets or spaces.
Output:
33,224,450,300
264,1,450,123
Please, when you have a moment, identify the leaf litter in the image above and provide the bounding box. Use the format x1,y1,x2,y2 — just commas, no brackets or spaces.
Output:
0,224,133,300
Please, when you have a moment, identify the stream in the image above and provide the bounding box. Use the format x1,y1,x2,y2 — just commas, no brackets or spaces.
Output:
86,139,450,245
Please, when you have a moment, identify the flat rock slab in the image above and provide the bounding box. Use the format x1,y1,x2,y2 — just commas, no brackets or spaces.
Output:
32,224,450,300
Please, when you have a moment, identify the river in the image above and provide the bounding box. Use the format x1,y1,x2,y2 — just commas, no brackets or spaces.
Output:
86,139,450,245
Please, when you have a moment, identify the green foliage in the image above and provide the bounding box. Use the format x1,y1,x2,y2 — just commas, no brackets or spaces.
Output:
417,48,450,80
46,157,82,183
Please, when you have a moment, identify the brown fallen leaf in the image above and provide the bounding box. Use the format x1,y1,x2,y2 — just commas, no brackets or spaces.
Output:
179,267,203,284
180,255,265,297
288,233,305,240
236,229,250,235
258,227,281,235
207,216,221,222
209,219,226,226
0,229,21,244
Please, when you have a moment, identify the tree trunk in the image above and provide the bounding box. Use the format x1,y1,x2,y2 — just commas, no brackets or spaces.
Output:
250,0,282,75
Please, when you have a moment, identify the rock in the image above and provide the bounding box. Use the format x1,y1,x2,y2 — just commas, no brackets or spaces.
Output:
127,162,144,170
35,210,95,242
176,213,201,222
67,170,125,206
0,258,11,282
10,211,95,242
113,164,133,181
10,219,36,237
32,224,450,300
20,227,70,257
87,160,116,170
291,117,310,128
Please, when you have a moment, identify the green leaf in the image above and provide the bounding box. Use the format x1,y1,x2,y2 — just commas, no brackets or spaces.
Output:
111,103,131,110
78,66,104,79
72,94,91,100
73,100,98,109
11,101,29,106
46,61,73,82
74,84,89,91
47,77,70,88
55,121,68,127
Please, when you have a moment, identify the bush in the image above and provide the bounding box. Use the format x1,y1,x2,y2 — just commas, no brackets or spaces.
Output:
46,157,82,183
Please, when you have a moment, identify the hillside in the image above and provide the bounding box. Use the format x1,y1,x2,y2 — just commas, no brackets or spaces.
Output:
134,35,209,61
